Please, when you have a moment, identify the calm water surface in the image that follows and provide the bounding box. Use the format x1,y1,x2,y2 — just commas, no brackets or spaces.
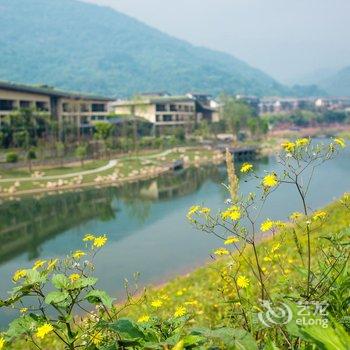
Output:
0,141,349,326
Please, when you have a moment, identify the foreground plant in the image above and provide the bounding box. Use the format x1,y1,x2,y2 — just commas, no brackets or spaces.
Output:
187,137,350,348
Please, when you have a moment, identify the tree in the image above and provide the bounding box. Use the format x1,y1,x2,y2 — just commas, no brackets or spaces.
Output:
55,142,65,167
220,95,254,138
94,122,115,158
26,148,36,173
75,145,87,167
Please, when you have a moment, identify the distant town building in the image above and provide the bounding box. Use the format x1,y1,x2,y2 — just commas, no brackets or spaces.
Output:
0,81,113,131
112,93,220,134
187,93,220,123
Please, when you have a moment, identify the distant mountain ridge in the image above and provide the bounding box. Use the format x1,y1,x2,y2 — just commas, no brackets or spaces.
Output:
0,0,325,98
318,66,350,96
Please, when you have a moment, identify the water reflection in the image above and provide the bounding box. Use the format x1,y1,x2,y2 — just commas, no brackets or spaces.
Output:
0,165,228,266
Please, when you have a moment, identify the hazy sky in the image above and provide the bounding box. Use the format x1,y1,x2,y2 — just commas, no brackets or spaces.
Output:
83,0,350,83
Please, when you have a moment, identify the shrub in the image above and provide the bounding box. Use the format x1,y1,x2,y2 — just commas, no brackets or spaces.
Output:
6,152,18,163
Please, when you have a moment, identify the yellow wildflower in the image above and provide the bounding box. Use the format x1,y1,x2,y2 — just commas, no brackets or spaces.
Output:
313,211,327,221
271,243,281,252
33,260,46,270
47,259,58,270
214,248,230,256
200,207,211,215
0,337,5,350
160,294,170,300
334,137,346,148
72,250,86,259
187,205,200,219
295,138,309,147
36,323,54,339
20,308,28,314
176,290,184,296
221,206,241,221
185,300,199,306
281,141,295,153
93,235,107,248
174,306,187,318
224,236,239,245
137,315,150,323
263,173,278,188
69,274,80,283
83,234,95,242
151,300,163,308
90,331,103,346
290,212,302,221
240,163,253,173
237,275,250,289
260,219,274,232
13,269,26,282
263,256,272,262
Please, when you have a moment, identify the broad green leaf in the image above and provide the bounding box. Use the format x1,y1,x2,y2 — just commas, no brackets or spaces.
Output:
191,327,257,349
45,290,69,305
24,270,46,285
107,318,145,340
299,320,350,350
263,340,280,350
6,315,40,340
52,274,69,289
75,277,98,289
85,289,113,309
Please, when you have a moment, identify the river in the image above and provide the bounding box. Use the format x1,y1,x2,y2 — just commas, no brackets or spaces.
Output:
0,141,349,327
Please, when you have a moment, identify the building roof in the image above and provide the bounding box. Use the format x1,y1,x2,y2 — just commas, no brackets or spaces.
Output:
0,80,113,101
113,95,194,107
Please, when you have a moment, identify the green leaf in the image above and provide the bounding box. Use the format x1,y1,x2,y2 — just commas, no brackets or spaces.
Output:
263,340,280,350
45,291,69,305
6,315,39,340
299,320,350,350
85,290,114,309
107,318,145,340
52,274,69,289
191,327,257,349
24,270,46,285
75,277,98,289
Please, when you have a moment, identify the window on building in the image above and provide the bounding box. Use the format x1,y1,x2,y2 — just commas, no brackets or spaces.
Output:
91,103,106,112
170,104,177,111
81,103,89,112
156,104,166,112
0,99,14,111
156,115,162,122
62,103,71,112
81,116,89,124
163,115,173,122
184,105,189,112
36,101,49,111
20,101,31,109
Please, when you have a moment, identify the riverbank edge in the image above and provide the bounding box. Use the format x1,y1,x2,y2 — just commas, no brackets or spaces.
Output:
0,151,225,199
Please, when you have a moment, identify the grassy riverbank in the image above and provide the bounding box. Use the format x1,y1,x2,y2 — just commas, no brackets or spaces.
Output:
0,147,223,197
6,194,350,349
120,195,350,326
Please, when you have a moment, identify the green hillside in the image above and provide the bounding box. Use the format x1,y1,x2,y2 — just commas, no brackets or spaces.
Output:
0,0,291,97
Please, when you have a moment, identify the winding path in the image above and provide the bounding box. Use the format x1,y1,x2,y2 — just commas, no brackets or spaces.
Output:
0,148,184,184
0,160,118,183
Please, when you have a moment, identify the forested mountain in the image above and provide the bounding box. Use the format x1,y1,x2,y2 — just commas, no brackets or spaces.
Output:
0,0,292,97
